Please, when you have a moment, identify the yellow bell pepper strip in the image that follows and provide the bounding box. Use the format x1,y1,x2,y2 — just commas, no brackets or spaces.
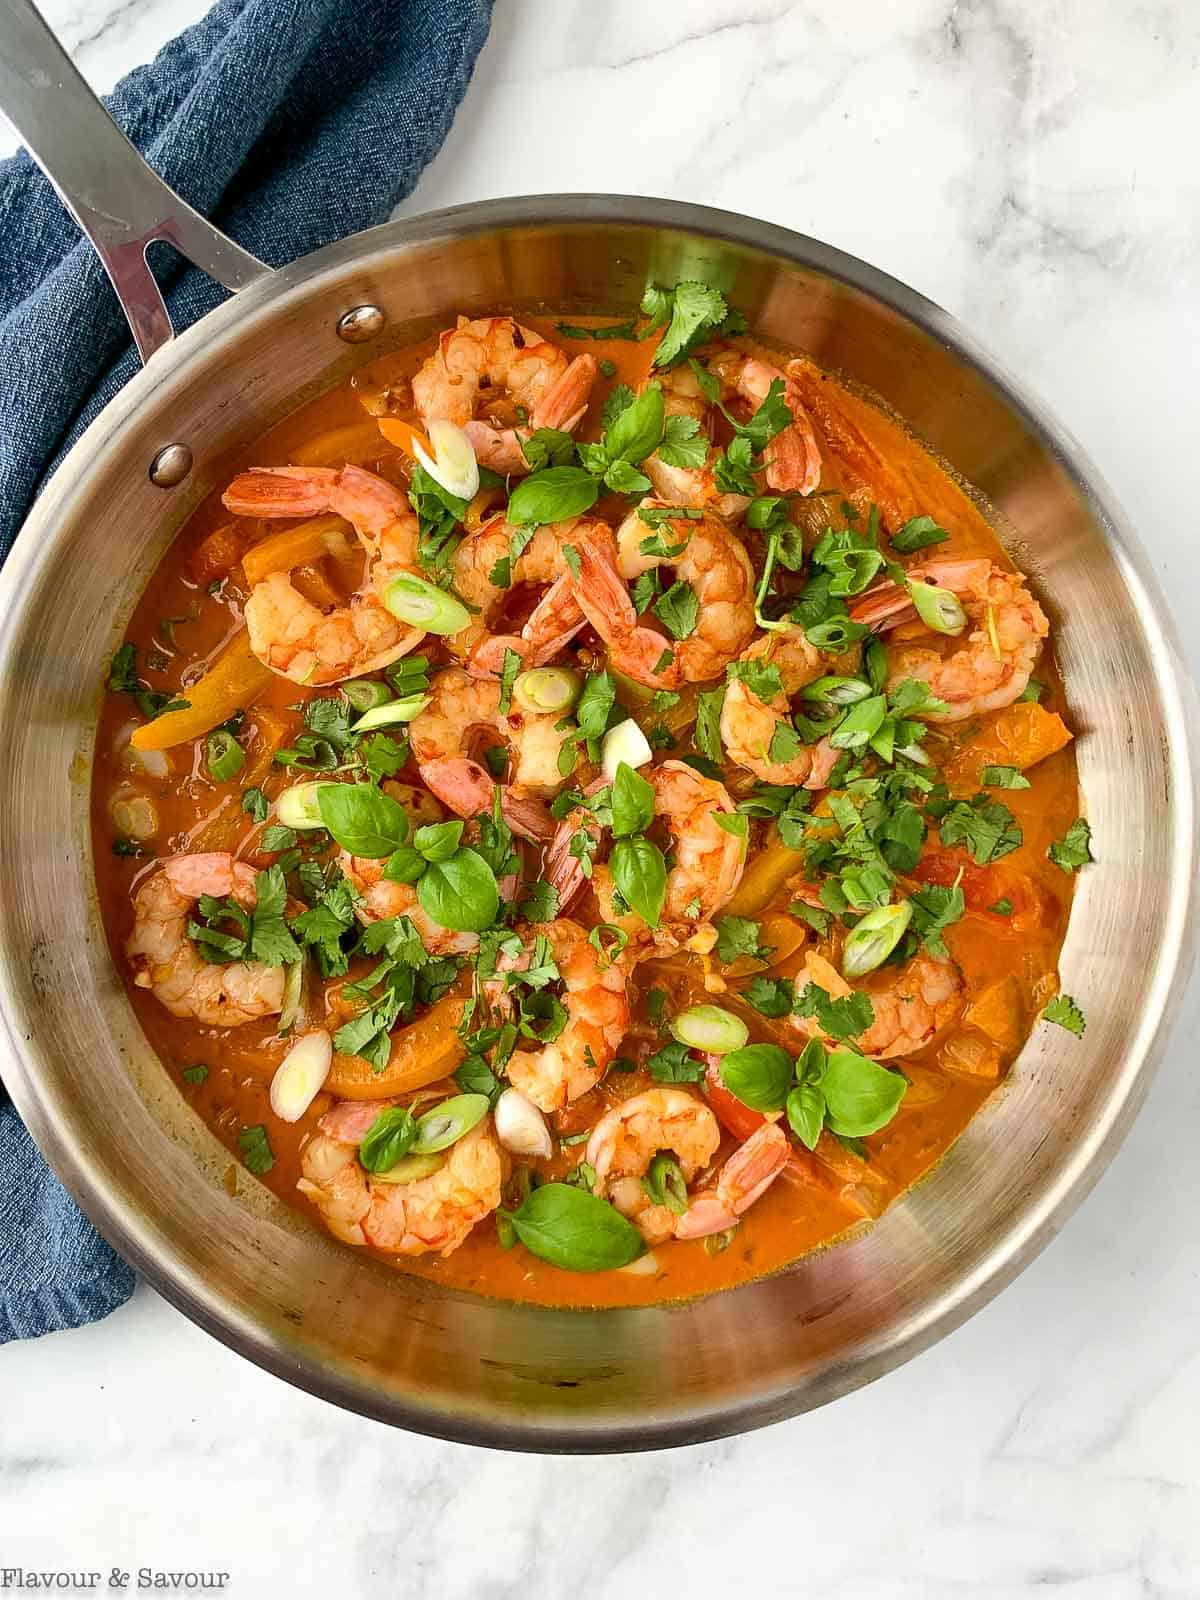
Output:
130,630,273,752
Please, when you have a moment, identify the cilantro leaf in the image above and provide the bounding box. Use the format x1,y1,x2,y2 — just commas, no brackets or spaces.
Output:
646,1040,706,1083
1042,994,1085,1036
794,982,875,1042
714,914,768,964
936,793,1023,865
1047,817,1093,874
652,581,699,641
651,281,727,368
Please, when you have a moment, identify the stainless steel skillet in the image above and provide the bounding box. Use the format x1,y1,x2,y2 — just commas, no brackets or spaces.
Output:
0,0,1195,1450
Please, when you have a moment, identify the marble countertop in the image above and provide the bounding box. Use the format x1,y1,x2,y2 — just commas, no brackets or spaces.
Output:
4,2,1199,1594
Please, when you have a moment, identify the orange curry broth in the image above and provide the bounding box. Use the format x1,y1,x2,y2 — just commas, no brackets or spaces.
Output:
91,313,1077,1309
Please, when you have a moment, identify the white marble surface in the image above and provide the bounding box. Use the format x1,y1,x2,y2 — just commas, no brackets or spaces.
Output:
3,2,1200,1594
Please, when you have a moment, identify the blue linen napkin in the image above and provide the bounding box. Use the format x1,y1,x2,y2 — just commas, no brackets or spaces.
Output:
0,0,493,1342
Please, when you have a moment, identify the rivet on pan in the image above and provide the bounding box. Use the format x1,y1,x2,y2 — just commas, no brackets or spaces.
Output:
336,304,386,343
148,443,193,488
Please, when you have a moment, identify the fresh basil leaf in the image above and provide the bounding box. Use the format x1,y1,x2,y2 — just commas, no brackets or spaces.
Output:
503,1182,645,1271
414,820,465,863
610,761,656,838
604,382,665,465
787,1081,826,1150
720,1043,793,1111
318,785,410,859
417,847,500,933
820,1048,906,1137
610,836,667,927
359,1106,417,1173
507,466,600,528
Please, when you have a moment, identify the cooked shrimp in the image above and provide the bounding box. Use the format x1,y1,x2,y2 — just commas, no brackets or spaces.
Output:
721,625,861,786
223,464,424,685
488,920,631,1111
298,1117,504,1256
570,505,756,688
338,854,479,954
412,316,597,474
587,1089,786,1243
546,760,745,940
127,852,285,1025
849,558,1049,720
795,949,963,1060
448,516,610,674
642,367,750,518
673,1122,790,1240
408,666,570,840
587,1088,722,1243
706,348,823,494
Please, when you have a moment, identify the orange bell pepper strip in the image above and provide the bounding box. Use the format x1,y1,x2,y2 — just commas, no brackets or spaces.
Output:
943,701,1072,792
325,996,468,1099
129,630,273,752
377,416,434,462
240,514,352,587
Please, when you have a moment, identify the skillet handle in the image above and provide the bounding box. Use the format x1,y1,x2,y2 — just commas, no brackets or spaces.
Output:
0,0,271,363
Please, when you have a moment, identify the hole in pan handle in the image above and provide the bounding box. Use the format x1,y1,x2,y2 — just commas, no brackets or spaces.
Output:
0,0,272,364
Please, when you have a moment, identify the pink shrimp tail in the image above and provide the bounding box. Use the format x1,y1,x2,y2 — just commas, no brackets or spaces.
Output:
763,397,822,495
532,352,598,432
673,1194,738,1241
222,465,339,518
320,1098,398,1144
569,528,681,688
420,756,553,842
803,735,841,791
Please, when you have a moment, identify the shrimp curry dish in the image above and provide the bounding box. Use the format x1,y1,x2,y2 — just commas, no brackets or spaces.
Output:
94,281,1091,1307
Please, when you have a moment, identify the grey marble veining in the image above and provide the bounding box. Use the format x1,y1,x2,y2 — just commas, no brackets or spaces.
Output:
1,2,1198,1595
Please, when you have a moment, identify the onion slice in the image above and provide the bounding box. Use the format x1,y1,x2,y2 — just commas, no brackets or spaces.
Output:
269,1030,332,1122
493,1088,553,1159
413,419,480,502
601,718,653,781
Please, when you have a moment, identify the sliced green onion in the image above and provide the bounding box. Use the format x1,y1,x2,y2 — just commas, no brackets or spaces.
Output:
206,728,244,782
276,959,305,1037
828,694,887,750
841,900,914,979
801,675,874,707
512,667,582,716
371,1151,446,1185
642,1153,688,1216
350,692,431,732
909,579,967,635
342,680,393,714
669,1004,749,1056
383,574,471,635
275,781,330,830
411,1093,490,1154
